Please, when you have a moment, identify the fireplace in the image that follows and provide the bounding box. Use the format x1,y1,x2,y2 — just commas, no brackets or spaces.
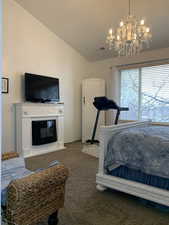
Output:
15,103,65,158
32,120,57,145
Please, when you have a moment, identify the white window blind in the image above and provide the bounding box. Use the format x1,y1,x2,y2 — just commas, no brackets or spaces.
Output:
120,64,169,122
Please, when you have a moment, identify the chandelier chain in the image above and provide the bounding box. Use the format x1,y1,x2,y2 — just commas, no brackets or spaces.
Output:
129,0,131,16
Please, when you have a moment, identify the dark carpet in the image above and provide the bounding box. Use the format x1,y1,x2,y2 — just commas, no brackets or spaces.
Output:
25,142,169,225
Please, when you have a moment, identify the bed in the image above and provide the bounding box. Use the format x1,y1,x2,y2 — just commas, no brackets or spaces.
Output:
96,121,169,207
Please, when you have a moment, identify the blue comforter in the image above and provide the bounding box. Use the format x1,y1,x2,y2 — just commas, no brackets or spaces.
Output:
104,125,169,179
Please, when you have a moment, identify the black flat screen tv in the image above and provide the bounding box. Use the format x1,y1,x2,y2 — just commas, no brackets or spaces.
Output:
25,73,60,103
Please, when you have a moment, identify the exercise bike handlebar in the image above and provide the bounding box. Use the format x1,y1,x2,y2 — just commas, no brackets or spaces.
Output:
119,107,129,111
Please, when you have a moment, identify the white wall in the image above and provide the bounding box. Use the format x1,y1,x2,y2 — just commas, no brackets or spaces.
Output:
89,48,169,124
2,0,90,153
0,0,2,157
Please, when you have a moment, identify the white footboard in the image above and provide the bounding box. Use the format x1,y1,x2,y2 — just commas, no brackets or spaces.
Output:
96,121,169,207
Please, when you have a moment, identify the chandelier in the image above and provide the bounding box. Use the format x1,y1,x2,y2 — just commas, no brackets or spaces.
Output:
106,0,152,56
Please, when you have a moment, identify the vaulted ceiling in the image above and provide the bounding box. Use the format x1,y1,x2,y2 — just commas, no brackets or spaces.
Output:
15,0,169,61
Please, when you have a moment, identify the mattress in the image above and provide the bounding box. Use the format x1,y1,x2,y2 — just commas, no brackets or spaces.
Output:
105,125,169,179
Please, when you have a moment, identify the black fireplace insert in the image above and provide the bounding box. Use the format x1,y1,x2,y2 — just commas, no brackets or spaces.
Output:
32,120,57,145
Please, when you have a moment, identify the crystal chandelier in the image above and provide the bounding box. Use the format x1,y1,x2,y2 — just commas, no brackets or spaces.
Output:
106,0,152,56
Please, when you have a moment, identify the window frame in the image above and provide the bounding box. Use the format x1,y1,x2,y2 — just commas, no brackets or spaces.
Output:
119,64,169,125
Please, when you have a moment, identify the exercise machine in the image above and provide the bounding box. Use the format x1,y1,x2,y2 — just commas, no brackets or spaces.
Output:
86,96,129,144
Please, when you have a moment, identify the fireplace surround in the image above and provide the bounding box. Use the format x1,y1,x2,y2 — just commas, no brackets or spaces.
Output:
15,103,65,158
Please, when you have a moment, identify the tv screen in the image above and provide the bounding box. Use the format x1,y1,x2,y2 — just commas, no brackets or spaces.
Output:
25,73,60,103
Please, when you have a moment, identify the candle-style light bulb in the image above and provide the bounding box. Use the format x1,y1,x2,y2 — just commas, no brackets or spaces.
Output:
109,28,113,35
146,27,150,33
140,19,145,25
120,21,124,27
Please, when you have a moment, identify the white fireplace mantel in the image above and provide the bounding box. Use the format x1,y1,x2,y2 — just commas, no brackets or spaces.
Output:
15,102,65,158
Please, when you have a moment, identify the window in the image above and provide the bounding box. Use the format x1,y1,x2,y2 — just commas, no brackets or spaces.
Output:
120,64,169,122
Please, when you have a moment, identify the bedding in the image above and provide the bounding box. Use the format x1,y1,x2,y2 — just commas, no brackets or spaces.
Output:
108,165,169,191
104,125,169,179
109,165,169,211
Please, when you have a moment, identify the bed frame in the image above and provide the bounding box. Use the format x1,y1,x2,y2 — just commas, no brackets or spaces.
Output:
96,121,169,206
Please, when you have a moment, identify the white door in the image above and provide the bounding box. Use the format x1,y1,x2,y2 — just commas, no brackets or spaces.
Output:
82,78,105,143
